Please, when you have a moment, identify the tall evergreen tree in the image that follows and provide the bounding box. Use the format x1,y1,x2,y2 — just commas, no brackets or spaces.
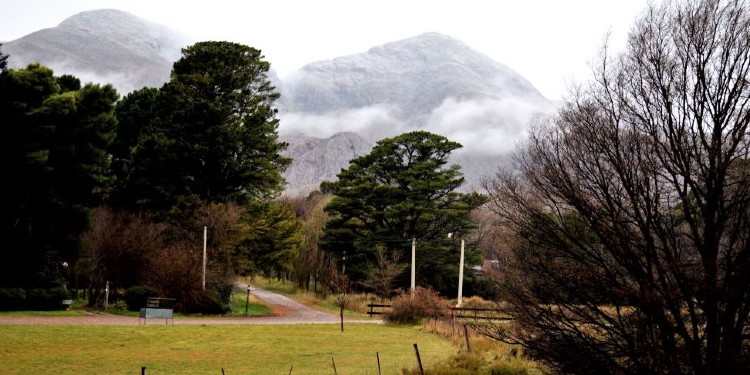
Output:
0,64,118,288
321,131,487,294
111,41,290,214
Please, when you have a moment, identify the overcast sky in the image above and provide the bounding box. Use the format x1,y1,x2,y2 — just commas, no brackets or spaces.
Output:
0,0,651,101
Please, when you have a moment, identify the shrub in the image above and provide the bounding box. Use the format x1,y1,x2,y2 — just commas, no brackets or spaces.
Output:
488,365,529,375
26,289,50,310
461,296,499,309
0,288,26,311
25,287,70,310
178,289,229,315
212,281,234,305
400,353,489,375
114,299,129,311
384,287,448,324
123,285,160,311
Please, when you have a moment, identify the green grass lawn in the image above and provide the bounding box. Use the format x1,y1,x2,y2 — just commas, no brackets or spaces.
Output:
0,324,455,375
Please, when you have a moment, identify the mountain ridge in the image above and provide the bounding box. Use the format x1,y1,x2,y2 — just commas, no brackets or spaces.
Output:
3,9,191,93
2,9,556,196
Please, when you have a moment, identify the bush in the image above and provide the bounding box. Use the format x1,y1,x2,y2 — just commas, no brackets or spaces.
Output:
0,288,26,311
401,352,532,375
114,299,129,311
25,287,71,310
178,289,229,315
123,285,160,311
212,281,234,305
488,365,529,375
384,287,448,324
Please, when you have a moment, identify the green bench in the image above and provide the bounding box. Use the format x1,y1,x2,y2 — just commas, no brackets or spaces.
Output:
138,297,175,325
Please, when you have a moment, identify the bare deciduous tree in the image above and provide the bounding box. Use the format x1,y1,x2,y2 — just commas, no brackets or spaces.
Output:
327,267,351,332
284,193,331,292
363,245,406,301
481,1,750,374
79,208,166,307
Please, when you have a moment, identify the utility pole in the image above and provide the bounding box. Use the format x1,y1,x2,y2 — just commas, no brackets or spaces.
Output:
457,239,465,307
411,238,416,296
202,226,207,290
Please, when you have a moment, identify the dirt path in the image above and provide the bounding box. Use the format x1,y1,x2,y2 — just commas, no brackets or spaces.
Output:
0,285,380,326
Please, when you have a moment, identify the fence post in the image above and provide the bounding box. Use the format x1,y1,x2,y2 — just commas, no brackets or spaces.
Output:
463,324,472,352
413,343,424,375
141,366,146,375
377,352,382,375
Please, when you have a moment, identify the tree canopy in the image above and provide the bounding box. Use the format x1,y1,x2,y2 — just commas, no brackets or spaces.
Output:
482,0,750,374
322,131,487,295
0,63,118,288
110,41,290,214
0,43,7,72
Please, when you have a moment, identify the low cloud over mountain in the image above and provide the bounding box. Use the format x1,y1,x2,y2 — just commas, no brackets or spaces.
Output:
3,10,557,195
3,9,191,93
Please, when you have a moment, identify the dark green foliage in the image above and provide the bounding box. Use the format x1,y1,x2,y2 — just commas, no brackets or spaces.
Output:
235,201,303,277
123,285,160,311
110,41,290,216
56,74,81,92
211,280,234,305
461,273,501,301
322,131,487,294
178,289,230,314
0,288,27,311
0,64,118,289
25,287,71,310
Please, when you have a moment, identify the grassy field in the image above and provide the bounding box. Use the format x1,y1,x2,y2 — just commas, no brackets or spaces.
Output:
0,279,543,374
0,323,455,375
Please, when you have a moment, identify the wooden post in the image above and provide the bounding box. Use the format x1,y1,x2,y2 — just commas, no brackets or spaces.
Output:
141,366,147,375
413,343,424,375
288,365,294,374
463,324,472,352
332,357,338,375
221,369,225,375
245,286,251,317
377,352,382,375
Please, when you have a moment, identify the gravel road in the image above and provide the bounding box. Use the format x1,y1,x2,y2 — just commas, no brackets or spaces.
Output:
0,284,381,326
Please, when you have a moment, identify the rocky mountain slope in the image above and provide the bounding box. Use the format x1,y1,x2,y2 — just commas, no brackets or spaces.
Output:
3,9,556,196
281,132,374,195
3,9,191,93
281,32,546,114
